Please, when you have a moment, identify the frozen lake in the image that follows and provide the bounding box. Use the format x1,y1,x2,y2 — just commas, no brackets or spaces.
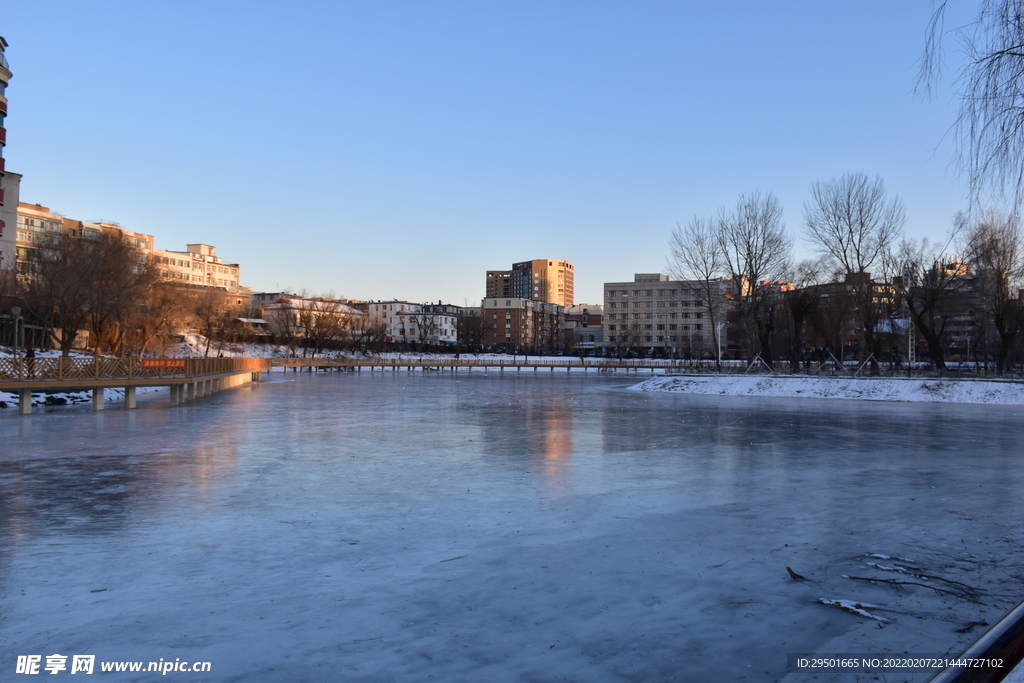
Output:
2,372,1023,682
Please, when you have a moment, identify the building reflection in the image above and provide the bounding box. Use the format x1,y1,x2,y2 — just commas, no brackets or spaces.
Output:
477,378,575,483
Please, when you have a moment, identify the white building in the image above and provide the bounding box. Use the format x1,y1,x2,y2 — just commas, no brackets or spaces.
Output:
354,301,458,346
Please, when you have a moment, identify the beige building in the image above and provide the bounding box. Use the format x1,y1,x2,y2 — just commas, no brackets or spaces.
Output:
514,259,574,308
14,204,155,275
485,259,575,308
152,243,241,293
603,273,733,357
485,270,513,298
15,203,246,298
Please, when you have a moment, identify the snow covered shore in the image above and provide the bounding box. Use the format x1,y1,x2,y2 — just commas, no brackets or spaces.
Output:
631,374,1024,404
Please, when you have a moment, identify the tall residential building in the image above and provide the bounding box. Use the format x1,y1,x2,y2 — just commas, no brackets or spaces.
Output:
0,37,19,274
485,270,513,298
486,259,574,308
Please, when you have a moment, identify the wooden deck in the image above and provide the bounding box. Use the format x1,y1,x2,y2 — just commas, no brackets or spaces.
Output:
0,357,271,414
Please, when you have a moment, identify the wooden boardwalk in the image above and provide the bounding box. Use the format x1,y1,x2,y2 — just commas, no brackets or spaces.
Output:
270,356,711,373
0,357,271,415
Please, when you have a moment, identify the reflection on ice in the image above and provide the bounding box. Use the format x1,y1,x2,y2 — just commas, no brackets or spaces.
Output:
0,373,1021,682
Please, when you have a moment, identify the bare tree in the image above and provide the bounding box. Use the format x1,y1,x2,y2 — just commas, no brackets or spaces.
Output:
804,173,905,365
410,313,439,347
86,235,156,355
128,281,191,356
611,321,644,359
456,309,490,353
921,0,1024,207
965,210,1024,370
888,228,972,371
298,297,350,357
718,192,792,368
18,232,152,356
781,259,827,372
189,288,243,357
666,216,726,357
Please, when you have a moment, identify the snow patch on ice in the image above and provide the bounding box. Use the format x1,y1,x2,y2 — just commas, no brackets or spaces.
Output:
631,375,1024,405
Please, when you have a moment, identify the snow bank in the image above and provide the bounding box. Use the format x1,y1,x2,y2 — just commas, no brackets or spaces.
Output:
630,374,1024,404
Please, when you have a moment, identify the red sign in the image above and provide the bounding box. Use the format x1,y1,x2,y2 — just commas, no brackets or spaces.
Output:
141,358,187,369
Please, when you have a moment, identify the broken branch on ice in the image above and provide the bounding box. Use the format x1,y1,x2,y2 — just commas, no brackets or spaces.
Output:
817,598,891,623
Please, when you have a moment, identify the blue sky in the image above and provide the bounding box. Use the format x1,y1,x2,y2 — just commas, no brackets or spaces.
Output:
2,1,978,304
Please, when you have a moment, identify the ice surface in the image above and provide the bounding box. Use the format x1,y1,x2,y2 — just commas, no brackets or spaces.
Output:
1,373,1022,682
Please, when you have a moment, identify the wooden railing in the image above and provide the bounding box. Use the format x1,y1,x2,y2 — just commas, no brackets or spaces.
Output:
0,357,271,382
271,357,696,370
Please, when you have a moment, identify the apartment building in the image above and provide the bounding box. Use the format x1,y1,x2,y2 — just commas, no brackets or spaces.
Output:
14,205,155,278
485,270,513,298
481,297,565,353
603,273,732,357
152,243,241,293
351,301,458,345
485,259,575,308
12,203,64,265
513,259,574,308
14,201,245,297
0,37,17,274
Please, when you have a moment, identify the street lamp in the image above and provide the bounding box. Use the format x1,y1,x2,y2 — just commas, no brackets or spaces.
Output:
11,306,21,357
716,321,730,373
